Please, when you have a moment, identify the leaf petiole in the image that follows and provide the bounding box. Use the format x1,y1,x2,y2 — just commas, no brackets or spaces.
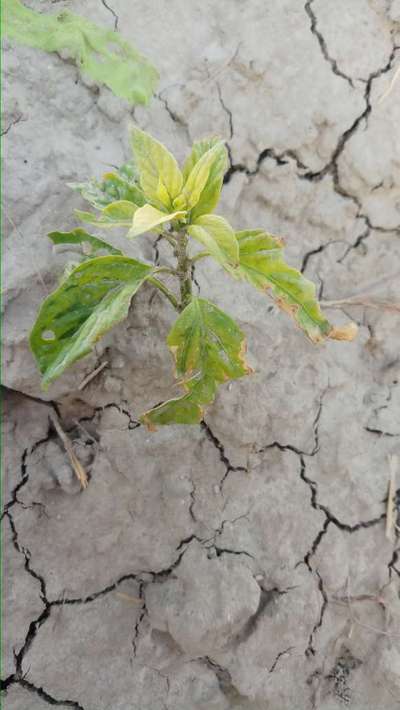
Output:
148,276,180,310
153,266,179,277
160,232,178,248
191,251,210,264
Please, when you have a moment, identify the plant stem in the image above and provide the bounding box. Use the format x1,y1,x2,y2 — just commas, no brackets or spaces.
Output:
151,230,193,312
148,276,180,310
176,229,192,311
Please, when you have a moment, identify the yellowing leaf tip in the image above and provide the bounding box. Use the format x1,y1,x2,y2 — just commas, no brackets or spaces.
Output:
142,414,157,432
328,322,358,342
238,339,254,374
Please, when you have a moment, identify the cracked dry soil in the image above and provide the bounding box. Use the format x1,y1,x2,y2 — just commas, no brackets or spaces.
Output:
2,0,400,708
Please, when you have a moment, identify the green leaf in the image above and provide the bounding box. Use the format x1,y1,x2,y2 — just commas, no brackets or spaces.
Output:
128,204,186,238
141,298,251,428
75,201,137,228
188,215,239,272
131,128,183,210
118,162,140,183
182,137,221,181
175,142,228,213
3,0,159,105
48,228,122,258
185,140,228,222
236,230,357,343
30,256,152,387
68,165,146,210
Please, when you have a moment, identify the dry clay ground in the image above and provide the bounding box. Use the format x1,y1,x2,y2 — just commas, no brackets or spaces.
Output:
2,1,400,708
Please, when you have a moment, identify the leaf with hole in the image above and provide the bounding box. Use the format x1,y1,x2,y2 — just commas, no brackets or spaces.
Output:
30,256,152,388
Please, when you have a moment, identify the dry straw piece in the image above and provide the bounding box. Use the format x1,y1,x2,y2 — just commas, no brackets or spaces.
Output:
49,411,89,489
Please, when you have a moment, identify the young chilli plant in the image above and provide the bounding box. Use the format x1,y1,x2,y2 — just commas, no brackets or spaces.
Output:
30,129,357,429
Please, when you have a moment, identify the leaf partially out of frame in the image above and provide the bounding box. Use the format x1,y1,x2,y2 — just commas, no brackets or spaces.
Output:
142,297,252,428
75,201,137,228
49,228,122,258
3,0,159,105
30,256,152,388
236,230,357,343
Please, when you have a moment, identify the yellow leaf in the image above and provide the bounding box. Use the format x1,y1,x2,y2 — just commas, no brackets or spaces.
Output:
128,204,186,238
131,128,183,210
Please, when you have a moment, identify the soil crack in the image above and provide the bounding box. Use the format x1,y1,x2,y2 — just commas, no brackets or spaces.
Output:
1,113,24,136
216,83,234,139
100,0,119,30
20,678,86,709
304,0,354,87
200,420,247,491
157,91,191,144
306,570,328,657
269,646,295,673
200,657,246,702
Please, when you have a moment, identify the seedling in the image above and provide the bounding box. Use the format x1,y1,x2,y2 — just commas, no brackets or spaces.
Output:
30,129,356,428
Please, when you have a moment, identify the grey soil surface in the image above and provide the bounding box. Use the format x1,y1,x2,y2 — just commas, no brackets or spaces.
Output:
2,1,400,708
